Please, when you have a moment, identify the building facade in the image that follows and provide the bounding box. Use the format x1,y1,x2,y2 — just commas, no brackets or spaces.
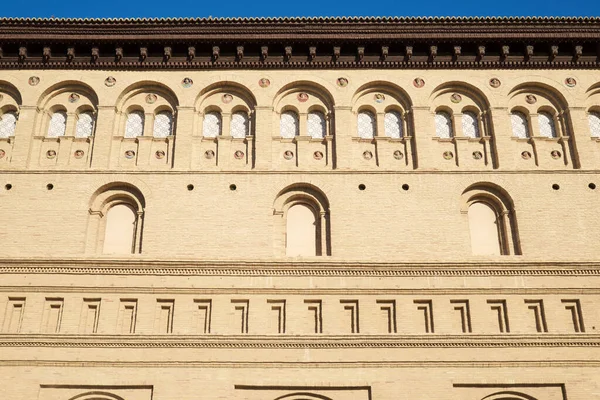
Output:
1,16,600,400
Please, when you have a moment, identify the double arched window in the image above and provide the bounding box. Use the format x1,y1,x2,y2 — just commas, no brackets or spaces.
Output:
280,110,326,139
47,110,96,138
0,111,18,138
511,110,558,139
203,111,250,138
357,109,405,139
125,110,174,138
435,110,482,139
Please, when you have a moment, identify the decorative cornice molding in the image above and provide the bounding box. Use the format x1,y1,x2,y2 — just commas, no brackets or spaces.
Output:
0,259,600,276
0,17,599,70
1,334,599,348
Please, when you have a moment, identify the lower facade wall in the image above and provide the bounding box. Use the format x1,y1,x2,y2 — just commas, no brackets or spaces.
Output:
0,365,597,400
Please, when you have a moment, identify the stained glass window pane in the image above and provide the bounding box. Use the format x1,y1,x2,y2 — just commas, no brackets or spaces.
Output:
435,112,453,139
47,111,67,137
153,111,173,138
203,112,222,138
511,112,529,139
0,111,17,138
75,112,95,138
280,111,299,138
462,112,480,138
589,111,600,138
125,111,145,138
230,112,249,138
384,110,403,138
357,111,376,139
307,111,326,139
538,112,557,138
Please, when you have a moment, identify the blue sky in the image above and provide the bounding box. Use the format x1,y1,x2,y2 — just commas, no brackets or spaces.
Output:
1,0,598,19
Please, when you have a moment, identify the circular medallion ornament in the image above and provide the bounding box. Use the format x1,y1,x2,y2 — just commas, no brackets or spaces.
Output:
204,150,215,159
525,94,537,104
393,150,404,160
258,78,271,88
472,151,483,160
565,77,577,87
28,76,40,86
489,78,501,88
155,150,166,159
222,94,233,104
362,150,373,160
124,150,136,159
105,76,116,87
182,78,193,88
46,150,57,159
234,150,245,160
0,149,5,159
74,150,84,159
413,78,425,88
451,93,462,103
374,94,386,103
521,151,532,160
145,94,157,104
297,92,309,103
337,77,349,87
551,150,562,159
283,150,294,160
313,151,324,160
68,93,80,103
443,151,454,160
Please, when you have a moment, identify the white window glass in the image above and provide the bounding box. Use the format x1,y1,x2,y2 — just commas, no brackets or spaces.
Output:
589,111,600,138
203,112,222,138
384,110,403,138
125,111,145,138
357,111,376,139
47,111,67,137
230,111,249,138
153,111,173,138
462,111,480,138
75,111,95,138
511,112,530,139
435,112,453,138
280,111,299,138
538,112,557,138
0,111,17,138
307,111,326,139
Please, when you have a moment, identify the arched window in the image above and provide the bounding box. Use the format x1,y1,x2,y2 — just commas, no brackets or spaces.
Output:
280,111,299,138
203,111,222,138
286,204,318,257
47,111,67,137
102,204,137,255
538,112,557,138
230,111,249,138
384,110,403,138
511,111,530,139
307,111,326,139
357,111,376,139
75,111,95,138
125,111,145,138
153,111,173,138
0,111,17,138
589,111,600,138
468,202,502,255
435,111,453,138
462,111,480,138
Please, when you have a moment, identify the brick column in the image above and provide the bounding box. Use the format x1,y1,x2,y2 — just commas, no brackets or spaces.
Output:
10,105,39,168
90,106,117,169
173,106,194,169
